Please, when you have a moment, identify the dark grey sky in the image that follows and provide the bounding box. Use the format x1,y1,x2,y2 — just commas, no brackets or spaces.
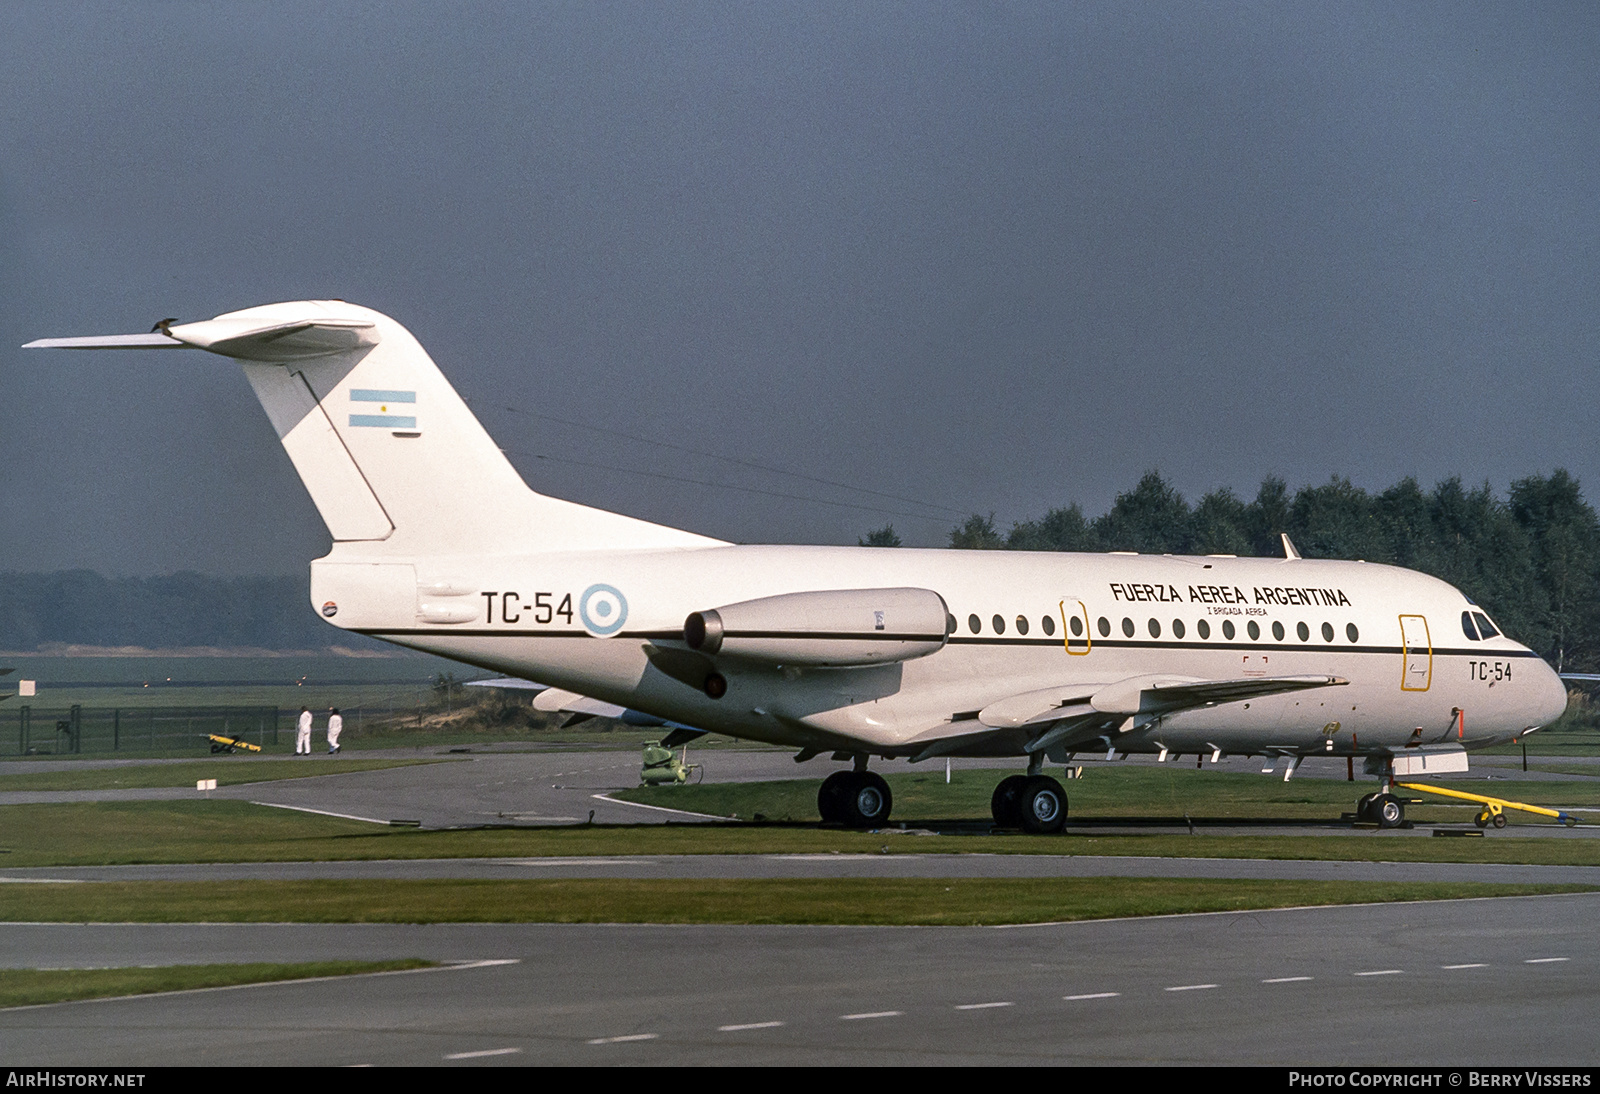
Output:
3,3,1597,575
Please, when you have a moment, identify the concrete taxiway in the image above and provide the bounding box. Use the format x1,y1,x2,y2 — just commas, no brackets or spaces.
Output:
5,893,1597,1065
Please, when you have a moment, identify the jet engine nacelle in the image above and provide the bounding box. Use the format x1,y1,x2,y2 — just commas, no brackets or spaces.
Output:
684,587,950,667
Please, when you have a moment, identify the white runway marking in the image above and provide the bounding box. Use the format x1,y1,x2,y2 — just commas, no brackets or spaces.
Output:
1262,977,1313,983
955,1001,1014,1010
718,1021,785,1031
444,1047,521,1059
1354,970,1403,977
1165,984,1218,992
444,959,521,969
1442,963,1487,970
1063,992,1120,1000
249,801,390,825
1525,957,1570,963
591,793,727,820
840,1011,903,1020
587,1034,659,1044
0,877,83,884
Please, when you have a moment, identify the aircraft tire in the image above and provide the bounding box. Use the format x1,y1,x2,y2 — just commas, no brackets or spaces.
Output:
1492,813,1507,829
817,771,855,824
840,772,892,829
1355,792,1379,823
1017,775,1068,835
991,775,1029,828
1375,794,1405,829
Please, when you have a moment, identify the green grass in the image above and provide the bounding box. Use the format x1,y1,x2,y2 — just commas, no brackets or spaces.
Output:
7,799,1600,868
0,878,1587,927
1483,733,1600,757
0,756,452,792
0,959,435,1009
616,764,1600,822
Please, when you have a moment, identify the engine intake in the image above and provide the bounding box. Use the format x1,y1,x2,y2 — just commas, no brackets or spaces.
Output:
683,587,949,667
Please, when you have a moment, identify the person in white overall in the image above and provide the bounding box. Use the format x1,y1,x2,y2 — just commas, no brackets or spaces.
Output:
296,707,313,755
326,708,343,754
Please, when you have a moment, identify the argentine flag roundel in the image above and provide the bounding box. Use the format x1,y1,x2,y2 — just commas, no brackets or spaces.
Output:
349,389,417,429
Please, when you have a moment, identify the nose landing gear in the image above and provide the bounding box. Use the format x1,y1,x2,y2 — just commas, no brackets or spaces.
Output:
1356,791,1407,828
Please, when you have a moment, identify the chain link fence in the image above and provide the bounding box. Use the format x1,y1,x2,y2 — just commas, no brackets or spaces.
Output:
7,705,279,756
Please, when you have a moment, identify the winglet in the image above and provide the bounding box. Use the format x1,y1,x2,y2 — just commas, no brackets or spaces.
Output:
1281,533,1301,560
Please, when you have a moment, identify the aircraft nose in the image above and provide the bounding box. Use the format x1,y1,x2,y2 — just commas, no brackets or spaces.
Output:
1530,658,1570,728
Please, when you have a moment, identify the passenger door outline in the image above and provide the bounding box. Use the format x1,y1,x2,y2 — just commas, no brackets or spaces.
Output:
1060,598,1091,655
1399,614,1432,692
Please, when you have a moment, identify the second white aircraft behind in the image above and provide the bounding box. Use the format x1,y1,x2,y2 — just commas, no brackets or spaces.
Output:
28,301,1570,831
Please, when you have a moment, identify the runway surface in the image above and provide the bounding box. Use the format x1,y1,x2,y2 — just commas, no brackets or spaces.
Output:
5,893,1597,1065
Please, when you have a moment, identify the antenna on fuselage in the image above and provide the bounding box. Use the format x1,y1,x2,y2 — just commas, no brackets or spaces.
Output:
1281,533,1301,561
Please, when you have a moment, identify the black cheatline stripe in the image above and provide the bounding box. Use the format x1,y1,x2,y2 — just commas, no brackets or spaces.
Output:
946,636,1546,658
354,627,1548,660
722,630,944,642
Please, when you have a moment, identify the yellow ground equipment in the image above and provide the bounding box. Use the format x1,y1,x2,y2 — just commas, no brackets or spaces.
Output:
641,741,701,786
1396,781,1579,829
206,733,262,754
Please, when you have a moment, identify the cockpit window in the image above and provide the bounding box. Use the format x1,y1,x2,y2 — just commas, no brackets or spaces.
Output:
1461,611,1480,641
1473,611,1499,639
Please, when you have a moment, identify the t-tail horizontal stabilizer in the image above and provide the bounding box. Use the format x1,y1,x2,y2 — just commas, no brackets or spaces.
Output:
26,302,725,557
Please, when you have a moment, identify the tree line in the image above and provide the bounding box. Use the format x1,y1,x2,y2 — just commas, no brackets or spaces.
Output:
862,470,1600,674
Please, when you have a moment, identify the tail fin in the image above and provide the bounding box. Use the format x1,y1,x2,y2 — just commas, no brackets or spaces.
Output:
26,301,723,555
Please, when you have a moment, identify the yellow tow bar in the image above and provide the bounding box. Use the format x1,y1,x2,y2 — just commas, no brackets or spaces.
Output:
1396,781,1578,829
205,733,262,754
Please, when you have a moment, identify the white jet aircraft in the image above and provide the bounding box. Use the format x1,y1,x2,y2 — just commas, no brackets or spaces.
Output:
27,301,1570,831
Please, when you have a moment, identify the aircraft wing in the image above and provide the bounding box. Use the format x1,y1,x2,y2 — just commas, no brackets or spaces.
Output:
533,688,628,720
900,672,1348,761
464,677,550,692
976,673,1346,727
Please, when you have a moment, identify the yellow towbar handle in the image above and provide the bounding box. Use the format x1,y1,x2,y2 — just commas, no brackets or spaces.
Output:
1396,781,1577,827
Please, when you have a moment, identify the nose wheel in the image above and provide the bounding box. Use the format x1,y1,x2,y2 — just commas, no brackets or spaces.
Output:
1356,792,1406,828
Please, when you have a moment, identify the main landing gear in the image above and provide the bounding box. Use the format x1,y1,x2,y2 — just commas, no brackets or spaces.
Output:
1356,791,1406,829
814,760,1069,834
991,773,1069,834
818,769,893,828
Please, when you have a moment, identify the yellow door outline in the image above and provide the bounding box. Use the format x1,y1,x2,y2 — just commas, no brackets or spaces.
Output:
1399,614,1432,692
1059,599,1091,655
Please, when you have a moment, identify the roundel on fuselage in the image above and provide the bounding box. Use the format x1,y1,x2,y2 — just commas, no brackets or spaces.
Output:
579,584,628,637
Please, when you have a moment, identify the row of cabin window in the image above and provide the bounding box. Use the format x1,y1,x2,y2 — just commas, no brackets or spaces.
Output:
959,612,1058,637
959,612,1361,644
